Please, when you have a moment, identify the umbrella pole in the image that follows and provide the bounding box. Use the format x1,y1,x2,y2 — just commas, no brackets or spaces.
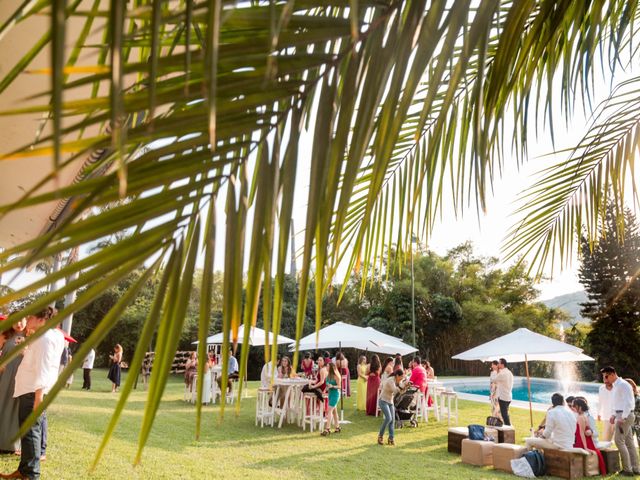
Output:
524,354,533,432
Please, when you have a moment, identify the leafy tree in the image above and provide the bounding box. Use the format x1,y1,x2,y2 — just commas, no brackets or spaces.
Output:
580,205,640,379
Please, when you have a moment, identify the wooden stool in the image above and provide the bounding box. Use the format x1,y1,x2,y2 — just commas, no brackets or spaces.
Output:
447,426,468,454
302,393,324,432
255,388,274,427
461,438,495,466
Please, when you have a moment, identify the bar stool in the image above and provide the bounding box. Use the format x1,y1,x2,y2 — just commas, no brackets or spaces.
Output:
440,390,459,425
415,391,426,423
302,393,325,432
256,387,274,427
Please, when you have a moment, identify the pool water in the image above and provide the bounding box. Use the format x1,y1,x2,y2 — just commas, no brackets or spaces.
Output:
455,378,601,409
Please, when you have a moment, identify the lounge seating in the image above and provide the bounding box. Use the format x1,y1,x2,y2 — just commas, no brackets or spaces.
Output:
461,438,495,466
600,447,620,474
491,425,515,443
448,427,468,454
492,443,526,473
541,447,588,479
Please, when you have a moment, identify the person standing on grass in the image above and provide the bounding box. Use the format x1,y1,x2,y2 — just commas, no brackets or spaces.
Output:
0,316,27,454
601,366,640,476
0,307,64,480
81,348,95,390
377,369,408,446
321,362,341,436
107,344,123,393
598,379,614,441
495,358,514,426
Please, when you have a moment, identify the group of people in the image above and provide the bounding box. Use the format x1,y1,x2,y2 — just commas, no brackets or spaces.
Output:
364,354,435,417
0,308,64,480
259,351,436,445
489,358,514,425
524,366,640,477
0,307,126,480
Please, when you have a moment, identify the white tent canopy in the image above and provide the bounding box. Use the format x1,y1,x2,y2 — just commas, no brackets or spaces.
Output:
193,325,294,347
290,322,417,356
451,328,594,363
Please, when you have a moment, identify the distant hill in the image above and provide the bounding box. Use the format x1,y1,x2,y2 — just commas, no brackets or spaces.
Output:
541,290,589,324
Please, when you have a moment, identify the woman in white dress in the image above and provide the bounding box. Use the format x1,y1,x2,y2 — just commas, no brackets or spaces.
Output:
489,360,502,420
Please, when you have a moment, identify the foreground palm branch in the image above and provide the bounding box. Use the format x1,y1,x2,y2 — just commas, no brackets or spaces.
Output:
0,0,638,465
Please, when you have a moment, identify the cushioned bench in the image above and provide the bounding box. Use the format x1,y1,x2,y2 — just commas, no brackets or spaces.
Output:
448,427,468,454
492,425,516,444
492,443,527,473
543,448,586,479
600,447,620,474
461,438,495,466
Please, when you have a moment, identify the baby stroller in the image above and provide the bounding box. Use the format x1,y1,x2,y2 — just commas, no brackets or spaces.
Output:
394,386,419,428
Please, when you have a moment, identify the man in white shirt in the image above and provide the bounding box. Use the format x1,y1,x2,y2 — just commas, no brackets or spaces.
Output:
0,308,64,480
601,366,640,476
82,348,96,390
526,393,577,450
598,382,614,441
495,358,514,426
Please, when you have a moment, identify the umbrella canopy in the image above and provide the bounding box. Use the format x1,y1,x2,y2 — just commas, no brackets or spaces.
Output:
290,322,417,356
451,328,594,363
193,325,294,347
451,327,594,430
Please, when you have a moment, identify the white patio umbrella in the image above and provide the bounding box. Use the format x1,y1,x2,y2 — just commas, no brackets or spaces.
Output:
192,325,294,346
290,322,417,356
451,327,594,429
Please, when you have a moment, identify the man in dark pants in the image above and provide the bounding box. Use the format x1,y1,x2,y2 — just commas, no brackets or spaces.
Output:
495,358,514,426
82,347,95,390
0,308,64,480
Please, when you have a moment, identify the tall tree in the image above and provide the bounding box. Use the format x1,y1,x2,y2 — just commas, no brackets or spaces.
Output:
580,205,640,378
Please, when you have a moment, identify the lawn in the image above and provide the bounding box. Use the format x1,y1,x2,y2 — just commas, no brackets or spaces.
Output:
0,370,621,479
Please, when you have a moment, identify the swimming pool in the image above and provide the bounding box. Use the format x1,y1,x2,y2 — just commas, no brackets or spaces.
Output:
446,377,601,410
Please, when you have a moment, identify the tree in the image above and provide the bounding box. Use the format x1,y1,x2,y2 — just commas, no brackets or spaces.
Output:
1,0,639,460
580,205,640,379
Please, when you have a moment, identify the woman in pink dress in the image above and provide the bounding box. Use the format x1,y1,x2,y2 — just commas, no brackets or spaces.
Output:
573,397,606,475
366,355,381,416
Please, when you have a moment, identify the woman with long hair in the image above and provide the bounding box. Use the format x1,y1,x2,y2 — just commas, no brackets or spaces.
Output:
302,355,327,402
0,316,27,453
108,344,123,392
184,351,198,391
366,354,381,416
335,352,350,397
378,369,407,445
573,397,606,475
277,355,292,378
321,362,342,436
301,352,314,378
381,357,394,381
489,360,502,420
356,355,368,411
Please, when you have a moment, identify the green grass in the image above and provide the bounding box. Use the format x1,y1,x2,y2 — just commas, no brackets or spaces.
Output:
0,370,621,479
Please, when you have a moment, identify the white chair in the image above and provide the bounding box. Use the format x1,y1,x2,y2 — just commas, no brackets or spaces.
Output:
256,388,274,427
